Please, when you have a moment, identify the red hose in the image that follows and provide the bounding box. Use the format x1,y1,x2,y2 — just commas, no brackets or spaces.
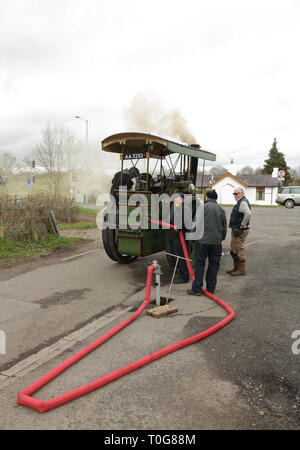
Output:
149,219,195,280
17,225,235,413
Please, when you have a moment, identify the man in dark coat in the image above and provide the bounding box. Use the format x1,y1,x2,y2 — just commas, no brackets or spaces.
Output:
170,193,191,284
110,167,139,196
188,189,227,295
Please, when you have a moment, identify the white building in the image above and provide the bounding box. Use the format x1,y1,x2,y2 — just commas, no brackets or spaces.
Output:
207,172,279,205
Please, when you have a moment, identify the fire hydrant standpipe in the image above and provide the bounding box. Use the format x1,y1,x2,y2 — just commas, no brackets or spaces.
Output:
17,223,235,413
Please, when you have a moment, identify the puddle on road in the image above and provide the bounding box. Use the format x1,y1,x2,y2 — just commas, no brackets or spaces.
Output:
35,288,92,309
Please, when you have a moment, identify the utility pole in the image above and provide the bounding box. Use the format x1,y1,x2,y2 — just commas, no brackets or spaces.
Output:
75,115,89,204
75,116,88,145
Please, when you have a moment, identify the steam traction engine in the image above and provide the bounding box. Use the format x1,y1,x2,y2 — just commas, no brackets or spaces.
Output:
101,132,216,266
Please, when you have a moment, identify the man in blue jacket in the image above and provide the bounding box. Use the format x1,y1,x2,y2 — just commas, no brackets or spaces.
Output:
188,189,227,296
227,187,251,276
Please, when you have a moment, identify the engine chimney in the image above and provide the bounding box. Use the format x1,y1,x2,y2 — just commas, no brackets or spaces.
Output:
190,144,200,185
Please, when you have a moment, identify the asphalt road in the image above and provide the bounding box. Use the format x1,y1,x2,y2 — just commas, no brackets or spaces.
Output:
0,206,299,430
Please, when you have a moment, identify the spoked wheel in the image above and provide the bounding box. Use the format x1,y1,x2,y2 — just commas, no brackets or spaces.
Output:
102,214,138,264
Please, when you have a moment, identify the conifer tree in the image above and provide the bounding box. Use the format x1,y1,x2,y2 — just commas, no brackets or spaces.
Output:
262,138,291,185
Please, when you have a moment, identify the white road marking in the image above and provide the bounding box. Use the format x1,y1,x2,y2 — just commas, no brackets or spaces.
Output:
0,306,132,391
60,249,101,262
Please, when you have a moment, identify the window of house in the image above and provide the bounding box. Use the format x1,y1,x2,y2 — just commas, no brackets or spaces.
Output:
256,186,265,200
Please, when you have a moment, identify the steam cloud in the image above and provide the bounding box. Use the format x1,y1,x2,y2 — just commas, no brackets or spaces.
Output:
75,91,198,202
124,91,197,145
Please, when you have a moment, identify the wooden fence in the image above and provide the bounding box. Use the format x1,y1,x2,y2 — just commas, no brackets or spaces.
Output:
0,194,76,241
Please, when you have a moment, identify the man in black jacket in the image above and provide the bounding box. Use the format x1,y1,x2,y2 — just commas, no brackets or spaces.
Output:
110,167,140,196
188,190,227,295
170,193,191,284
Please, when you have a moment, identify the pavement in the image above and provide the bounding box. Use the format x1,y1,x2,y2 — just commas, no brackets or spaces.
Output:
0,206,299,430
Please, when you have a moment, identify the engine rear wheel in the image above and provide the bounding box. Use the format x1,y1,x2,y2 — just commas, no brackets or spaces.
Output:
102,227,119,262
102,215,138,264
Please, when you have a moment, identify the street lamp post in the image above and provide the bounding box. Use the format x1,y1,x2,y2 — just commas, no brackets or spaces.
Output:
75,115,89,205
75,115,88,144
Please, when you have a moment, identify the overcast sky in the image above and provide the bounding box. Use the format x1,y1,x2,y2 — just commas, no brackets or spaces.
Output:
0,0,299,170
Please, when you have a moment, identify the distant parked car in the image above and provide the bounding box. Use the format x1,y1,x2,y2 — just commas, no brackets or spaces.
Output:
275,186,300,208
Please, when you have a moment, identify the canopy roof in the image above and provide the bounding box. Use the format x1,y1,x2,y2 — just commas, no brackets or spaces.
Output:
101,132,216,161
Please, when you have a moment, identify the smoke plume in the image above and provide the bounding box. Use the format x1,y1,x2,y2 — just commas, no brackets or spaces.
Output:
124,91,197,145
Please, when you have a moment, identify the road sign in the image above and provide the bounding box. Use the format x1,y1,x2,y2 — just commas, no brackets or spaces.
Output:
278,169,286,177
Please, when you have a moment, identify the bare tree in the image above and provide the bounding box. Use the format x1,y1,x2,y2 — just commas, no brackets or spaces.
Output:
32,122,77,198
17,155,34,173
290,167,300,185
0,150,18,175
209,165,227,176
237,165,255,176
254,167,263,175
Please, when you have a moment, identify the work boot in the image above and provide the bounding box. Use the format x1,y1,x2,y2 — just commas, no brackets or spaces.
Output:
230,261,246,276
226,260,239,274
173,278,189,284
187,289,202,296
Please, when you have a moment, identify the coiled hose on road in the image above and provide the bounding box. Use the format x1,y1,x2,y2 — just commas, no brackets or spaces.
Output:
18,224,235,413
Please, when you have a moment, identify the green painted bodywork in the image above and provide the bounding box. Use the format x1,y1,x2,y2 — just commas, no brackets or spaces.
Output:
167,141,216,161
118,229,165,256
115,191,168,257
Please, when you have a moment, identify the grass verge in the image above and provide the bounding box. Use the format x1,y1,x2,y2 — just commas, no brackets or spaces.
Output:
58,221,97,230
74,206,99,217
0,235,84,262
